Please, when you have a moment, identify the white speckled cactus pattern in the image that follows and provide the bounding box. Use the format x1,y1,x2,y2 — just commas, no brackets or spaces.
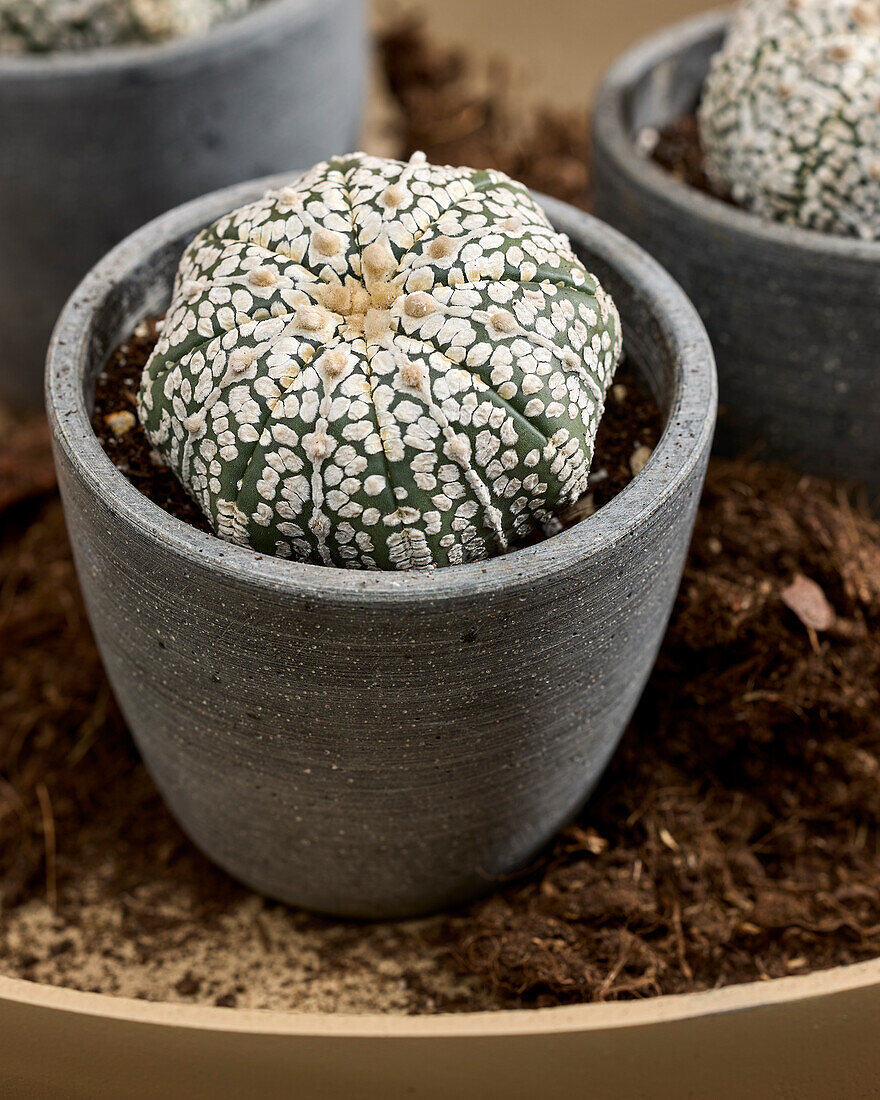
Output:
0,0,260,53
138,153,622,571
699,0,880,239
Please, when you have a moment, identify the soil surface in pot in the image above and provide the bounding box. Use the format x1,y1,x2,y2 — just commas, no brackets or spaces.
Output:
648,113,735,207
3,20,880,1017
91,317,661,543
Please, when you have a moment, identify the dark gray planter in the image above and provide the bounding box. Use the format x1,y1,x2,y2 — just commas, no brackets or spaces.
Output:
0,0,365,410
46,175,716,919
592,10,880,499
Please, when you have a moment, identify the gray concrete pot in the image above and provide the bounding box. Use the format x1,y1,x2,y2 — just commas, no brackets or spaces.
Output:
46,175,716,919
0,0,365,410
592,10,880,498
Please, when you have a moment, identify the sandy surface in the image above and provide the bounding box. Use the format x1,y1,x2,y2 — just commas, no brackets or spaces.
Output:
3,888,494,1015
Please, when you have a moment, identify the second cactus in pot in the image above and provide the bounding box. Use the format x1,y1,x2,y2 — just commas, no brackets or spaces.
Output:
0,0,366,409
592,0,880,496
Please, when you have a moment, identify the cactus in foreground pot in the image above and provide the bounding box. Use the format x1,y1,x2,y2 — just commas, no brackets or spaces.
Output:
138,152,623,570
698,0,880,239
0,0,259,53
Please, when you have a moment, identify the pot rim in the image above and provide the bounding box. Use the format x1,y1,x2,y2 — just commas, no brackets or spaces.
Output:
2,955,879,1035
46,173,716,606
592,7,880,264
0,0,331,80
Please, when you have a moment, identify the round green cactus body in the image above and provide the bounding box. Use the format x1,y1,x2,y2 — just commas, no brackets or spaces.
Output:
699,0,880,239
138,153,622,571
0,0,260,53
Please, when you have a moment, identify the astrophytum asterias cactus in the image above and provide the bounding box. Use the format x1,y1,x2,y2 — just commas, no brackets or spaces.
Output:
138,153,622,570
698,0,880,239
0,0,259,53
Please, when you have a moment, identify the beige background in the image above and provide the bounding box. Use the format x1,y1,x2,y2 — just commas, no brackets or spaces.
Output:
377,0,717,104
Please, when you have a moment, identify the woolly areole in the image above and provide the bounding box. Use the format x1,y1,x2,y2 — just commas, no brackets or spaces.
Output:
138,152,622,570
699,0,880,239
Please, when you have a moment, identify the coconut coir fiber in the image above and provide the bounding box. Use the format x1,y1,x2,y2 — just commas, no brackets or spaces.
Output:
2,23,880,1014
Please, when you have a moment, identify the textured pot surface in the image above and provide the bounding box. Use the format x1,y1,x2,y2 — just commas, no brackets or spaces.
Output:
46,175,716,919
0,0,366,409
592,10,880,498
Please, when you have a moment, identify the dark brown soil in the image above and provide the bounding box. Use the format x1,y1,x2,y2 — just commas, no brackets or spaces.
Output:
91,320,661,537
92,318,209,534
2,20,880,1014
454,463,880,1003
650,112,735,207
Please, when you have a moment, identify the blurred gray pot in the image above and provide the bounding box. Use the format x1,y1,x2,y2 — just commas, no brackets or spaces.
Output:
0,0,365,409
46,175,716,919
592,10,880,499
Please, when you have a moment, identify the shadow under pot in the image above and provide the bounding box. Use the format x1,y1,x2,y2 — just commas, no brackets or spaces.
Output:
0,0,366,410
592,10,880,501
46,176,716,919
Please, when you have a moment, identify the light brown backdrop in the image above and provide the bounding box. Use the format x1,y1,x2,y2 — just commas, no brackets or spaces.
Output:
377,0,718,104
